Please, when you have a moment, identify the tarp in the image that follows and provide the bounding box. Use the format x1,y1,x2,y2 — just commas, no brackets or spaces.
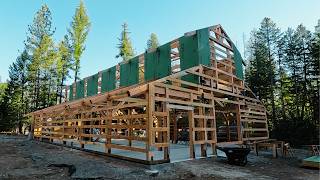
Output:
302,155,320,169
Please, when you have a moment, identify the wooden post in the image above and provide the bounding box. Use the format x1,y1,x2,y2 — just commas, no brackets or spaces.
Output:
164,87,170,160
146,84,154,161
30,115,35,140
254,143,259,156
173,113,177,144
272,143,277,158
128,108,132,147
188,110,195,159
106,100,112,154
80,112,84,149
62,112,66,145
212,93,217,155
236,103,242,141
200,106,207,157
280,141,284,156
39,113,43,142
157,103,163,151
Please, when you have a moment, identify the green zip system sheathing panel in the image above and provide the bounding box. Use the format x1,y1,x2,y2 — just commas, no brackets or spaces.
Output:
120,57,139,87
144,42,171,81
233,44,244,80
179,28,210,84
75,80,85,100
197,28,211,66
69,84,74,101
156,42,171,79
144,51,156,81
87,73,99,97
101,66,116,93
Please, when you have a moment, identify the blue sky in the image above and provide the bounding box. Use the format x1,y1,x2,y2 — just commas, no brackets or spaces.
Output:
0,0,319,83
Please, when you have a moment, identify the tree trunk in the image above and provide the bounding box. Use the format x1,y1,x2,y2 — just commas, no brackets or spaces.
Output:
18,121,23,134
74,63,79,83
55,80,60,104
35,70,40,110
278,51,285,121
59,66,67,104
59,76,65,104
300,50,307,121
293,67,299,119
266,34,276,125
46,73,51,107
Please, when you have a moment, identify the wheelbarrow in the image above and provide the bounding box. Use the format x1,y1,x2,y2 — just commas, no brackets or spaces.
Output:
217,145,251,166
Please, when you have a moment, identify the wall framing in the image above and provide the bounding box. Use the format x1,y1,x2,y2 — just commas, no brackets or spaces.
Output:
30,25,268,164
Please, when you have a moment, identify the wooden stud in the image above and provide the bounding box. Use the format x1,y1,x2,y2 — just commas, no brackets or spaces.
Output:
188,110,195,159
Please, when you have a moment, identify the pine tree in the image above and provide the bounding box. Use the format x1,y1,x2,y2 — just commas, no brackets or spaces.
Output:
0,85,12,131
257,17,280,126
56,35,72,103
25,4,55,51
147,33,159,50
276,34,287,121
25,4,55,110
283,28,303,119
35,34,56,107
310,32,320,124
0,83,11,131
246,30,271,101
246,19,319,145
294,25,313,120
116,23,135,62
69,0,91,82
0,83,6,98
7,50,30,132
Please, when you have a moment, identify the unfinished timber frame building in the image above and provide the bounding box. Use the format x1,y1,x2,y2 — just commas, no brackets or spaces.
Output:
30,25,269,164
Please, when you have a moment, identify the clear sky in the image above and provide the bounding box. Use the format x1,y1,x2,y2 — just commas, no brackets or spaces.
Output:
0,0,319,83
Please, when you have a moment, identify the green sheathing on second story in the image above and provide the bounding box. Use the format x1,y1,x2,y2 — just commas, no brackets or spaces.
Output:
65,25,245,102
69,84,74,101
144,42,171,81
75,80,85,100
144,50,156,81
87,73,99,97
232,43,244,80
179,28,210,84
101,66,116,93
120,56,139,87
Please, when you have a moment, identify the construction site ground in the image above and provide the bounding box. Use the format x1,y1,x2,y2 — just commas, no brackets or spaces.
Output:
0,135,318,180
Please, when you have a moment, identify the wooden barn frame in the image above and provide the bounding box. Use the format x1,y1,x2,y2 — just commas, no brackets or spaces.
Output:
30,25,269,164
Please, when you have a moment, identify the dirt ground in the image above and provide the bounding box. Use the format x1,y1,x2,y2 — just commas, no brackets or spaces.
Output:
0,135,319,180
